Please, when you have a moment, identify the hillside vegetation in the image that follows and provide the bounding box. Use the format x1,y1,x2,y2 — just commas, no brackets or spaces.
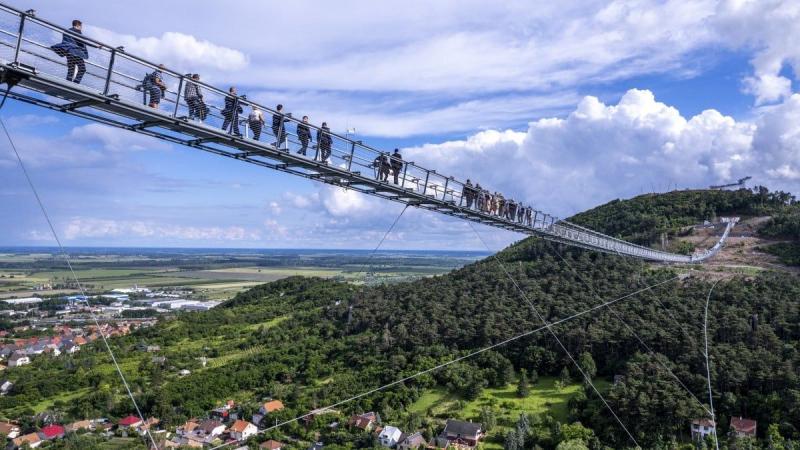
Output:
1,188,799,450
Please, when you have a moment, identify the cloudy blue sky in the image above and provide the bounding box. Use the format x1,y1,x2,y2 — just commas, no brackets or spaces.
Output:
0,0,799,251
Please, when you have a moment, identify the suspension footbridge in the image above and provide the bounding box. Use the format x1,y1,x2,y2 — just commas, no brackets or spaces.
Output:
0,4,736,262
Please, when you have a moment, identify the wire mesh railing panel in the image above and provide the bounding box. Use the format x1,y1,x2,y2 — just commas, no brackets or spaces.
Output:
0,8,19,62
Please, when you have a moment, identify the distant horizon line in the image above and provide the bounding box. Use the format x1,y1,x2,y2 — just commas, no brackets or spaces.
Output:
0,245,492,254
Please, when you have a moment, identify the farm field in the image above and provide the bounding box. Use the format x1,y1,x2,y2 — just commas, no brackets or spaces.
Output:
0,247,485,302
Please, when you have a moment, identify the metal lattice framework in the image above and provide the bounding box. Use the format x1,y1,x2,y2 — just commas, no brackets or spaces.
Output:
0,4,736,262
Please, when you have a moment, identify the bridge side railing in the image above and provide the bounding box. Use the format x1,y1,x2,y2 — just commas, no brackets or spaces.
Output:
0,5,479,207
0,4,737,263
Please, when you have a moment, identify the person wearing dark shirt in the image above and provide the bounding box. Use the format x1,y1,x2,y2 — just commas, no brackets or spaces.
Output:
50,19,88,83
463,179,474,208
389,148,404,184
184,73,206,121
316,122,332,163
221,86,243,136
296,116,312,156
142,64,167,108
271,104,290,150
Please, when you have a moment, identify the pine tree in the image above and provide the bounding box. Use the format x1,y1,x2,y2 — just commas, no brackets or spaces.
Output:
504,429,519,450
517,369,530,398
560,366,571,385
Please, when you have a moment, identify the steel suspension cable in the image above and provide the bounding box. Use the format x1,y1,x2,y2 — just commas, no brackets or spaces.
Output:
468,223,640,448
704,280,722,450
0,116,159,450
548,242,712,415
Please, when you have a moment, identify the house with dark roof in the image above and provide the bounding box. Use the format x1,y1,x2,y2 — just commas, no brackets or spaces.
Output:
196,419,226,438
730,417,757,438
8,353,30,367
436,420,483,449
398,432,427,450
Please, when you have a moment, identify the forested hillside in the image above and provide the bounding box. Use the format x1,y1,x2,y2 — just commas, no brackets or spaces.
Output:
2,188,798,450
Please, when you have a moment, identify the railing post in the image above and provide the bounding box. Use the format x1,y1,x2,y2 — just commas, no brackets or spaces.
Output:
401,161,409,189
442,177,450,202
422,169,430,195
103,47,118,95
13,13,27,64
173,75,184,118
347,141,356,171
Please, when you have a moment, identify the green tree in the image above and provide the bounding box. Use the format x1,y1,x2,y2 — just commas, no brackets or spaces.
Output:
767,424,786,450
577,353,596,380
480,406,497,432
504,429,519,450
560,367,571,385
517,369,530,398
555,439,589,450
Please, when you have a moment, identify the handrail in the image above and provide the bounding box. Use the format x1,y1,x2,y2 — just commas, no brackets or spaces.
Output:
0,3,739,263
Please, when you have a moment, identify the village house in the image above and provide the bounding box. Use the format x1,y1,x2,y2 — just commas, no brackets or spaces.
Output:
436,420,483,449
398,432,427,450
65,419,92,433
229,420,257,441
730,417,757,438
690,418,716,441
118,415,144,429
8,353,30,367
12,432,41,448
0,421,21,439
211,400,238,422
196,419,226,438
379,425,403,448
348,412,380,432
177,420,199,437
39,423,66,440
253,400,284,425
260,439,286,450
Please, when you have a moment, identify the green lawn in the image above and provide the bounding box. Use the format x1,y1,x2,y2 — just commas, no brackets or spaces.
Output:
29,387,92,413
409,376,611,449
244,314,291,330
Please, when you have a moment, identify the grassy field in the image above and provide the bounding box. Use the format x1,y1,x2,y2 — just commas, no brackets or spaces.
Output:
29,387,93,413
410,377,609,449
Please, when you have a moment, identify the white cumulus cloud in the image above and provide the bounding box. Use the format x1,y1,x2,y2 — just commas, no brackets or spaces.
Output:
405,89,797,217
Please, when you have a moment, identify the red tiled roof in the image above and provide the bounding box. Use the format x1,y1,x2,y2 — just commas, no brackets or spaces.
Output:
119,415,143,426
263,400,284,412
730,417,756,434
230,420,253,433
40,424,65,439
261,440,284,449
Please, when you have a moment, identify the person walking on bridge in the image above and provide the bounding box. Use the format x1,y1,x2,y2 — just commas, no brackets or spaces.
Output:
272,104,290,150
141,64,167,108
316,122,332,163
184,74,206,121
248,106,265,140
51,20,88,84
463,179,474,208
373,153,390,182
390,149,404,185
221,86,243,136
296,116,312,156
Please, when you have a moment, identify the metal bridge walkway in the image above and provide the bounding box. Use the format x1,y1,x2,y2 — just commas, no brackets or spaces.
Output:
0,4,736,263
